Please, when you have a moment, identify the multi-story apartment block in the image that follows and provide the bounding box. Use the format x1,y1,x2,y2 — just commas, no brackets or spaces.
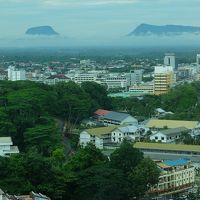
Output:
149,158,195,196
104,76,128,89
129,82,154,94
74,73,98,83
7,66,26,81
130,69,143,85
154,66,174,95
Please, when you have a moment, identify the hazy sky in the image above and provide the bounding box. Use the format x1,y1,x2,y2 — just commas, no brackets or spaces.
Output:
0,0,199,38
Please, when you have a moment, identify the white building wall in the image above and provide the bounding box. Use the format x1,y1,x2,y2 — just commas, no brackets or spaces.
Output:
121,116,138,126
111,129,124,143
164,54,176,69
150,132,167,143
79,132,91,147
7,66,26,81
95,137,103,149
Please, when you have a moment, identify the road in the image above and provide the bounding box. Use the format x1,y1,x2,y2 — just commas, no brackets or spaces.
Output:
54,118,72,156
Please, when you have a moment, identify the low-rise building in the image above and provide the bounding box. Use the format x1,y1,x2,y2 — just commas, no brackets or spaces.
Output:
80,125,141,149
150,127,188,143
129,82,154,94
146,119,199,130
101,111,138,126
149,158,195,196
44,74,70,85
0,137,19,157
134,142,200,163
80,126,117,149
74,73,98,83
0,190,51,200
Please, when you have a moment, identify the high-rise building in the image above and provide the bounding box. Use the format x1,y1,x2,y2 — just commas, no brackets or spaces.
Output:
196,54,200,66
164,53,176,69
7,66,26,81
130,70,143,85
154,66,174,95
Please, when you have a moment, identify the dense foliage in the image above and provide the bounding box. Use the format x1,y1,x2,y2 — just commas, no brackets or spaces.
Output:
112,81,200,121
1,80,200,199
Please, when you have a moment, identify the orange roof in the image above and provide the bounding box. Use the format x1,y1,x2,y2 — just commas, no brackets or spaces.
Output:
94,109,111,116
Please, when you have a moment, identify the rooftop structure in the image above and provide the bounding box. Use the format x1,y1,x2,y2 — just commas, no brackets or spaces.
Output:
146,119,198,130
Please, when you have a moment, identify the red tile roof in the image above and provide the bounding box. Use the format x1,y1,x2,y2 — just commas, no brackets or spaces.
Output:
94,109,111,116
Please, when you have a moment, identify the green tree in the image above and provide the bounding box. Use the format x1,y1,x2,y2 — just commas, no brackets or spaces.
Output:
81,81,112,109
67,143,108,172
72,165,129,200
110,141,143,174
129,157,160,198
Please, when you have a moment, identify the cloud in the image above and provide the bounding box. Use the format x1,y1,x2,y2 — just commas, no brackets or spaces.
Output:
42,0,138,7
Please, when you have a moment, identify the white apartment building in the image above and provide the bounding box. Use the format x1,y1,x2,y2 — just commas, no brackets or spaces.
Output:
80,125,142,149
129,82,154,94
104,76,128,89
130,70,143,85
8,66,26,81
149,127,188,143
0,137,19,157
149,159,195,196
74,73,98,83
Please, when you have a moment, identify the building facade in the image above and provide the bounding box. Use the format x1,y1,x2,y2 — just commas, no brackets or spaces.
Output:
154,66,174,95
8,66,26,81
164,53,176,69
0,137,19,157
149,159,195,196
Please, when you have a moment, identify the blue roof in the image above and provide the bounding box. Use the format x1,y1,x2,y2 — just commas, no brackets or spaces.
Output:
104,111,132,122
164,158,190,167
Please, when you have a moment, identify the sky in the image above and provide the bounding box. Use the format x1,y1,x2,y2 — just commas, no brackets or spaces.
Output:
0,0,200,39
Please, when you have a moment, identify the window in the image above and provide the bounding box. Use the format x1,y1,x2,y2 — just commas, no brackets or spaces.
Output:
155,136,158,140
161,137,165,140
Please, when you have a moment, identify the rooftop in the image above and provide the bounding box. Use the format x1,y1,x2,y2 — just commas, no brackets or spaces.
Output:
46,74,70,79
134,142,200,153
85,126,118,137
147,119,198,129
164,158,190,167
0,137,12,144
159,127,188,136
104,111,133,122
94,109,111,116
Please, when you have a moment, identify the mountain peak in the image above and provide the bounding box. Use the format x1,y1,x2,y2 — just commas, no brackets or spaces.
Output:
129,24,200,36
26,26,59,36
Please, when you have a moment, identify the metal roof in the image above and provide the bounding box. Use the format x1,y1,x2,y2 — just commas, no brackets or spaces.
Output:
164,158,190,167
146,119,198,129
85,126,118,137
104,111,132,122
158,127,188,136
134,142,200,152
94,109,111,116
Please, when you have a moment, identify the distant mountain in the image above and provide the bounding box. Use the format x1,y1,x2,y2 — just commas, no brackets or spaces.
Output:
26,26,59,36
129,24,200,36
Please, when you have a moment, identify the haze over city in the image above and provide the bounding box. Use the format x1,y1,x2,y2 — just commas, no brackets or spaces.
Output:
1,0,200,47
